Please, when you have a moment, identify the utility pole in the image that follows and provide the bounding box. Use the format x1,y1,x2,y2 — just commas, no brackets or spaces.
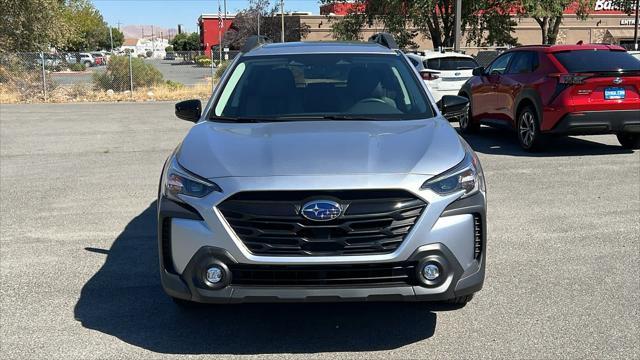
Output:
256,0,261,36
634,0,639,51
152,25,155,57
218,0,222,63
109,26,114,52
280,0,285,42
117,21,122,30
454,0,462,52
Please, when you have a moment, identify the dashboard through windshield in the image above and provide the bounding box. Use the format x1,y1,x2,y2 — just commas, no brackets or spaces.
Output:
210,53,435,121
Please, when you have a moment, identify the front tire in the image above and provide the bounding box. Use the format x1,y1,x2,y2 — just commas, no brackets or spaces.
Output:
617,133,640,149
517,106,546,151
458,96,480,134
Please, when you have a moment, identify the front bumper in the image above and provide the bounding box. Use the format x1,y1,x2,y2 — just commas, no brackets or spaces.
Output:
548,109,640,135
161,243,484,303
158,174,486,303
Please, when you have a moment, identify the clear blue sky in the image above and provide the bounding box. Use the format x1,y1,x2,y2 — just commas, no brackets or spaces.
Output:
92,0,320,31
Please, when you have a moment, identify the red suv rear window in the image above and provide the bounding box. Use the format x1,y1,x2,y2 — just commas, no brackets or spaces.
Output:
553,50,640,73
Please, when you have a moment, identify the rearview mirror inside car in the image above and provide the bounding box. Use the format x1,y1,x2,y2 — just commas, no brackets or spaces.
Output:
175,99,202,123
472,67,485,76
437,95,469,121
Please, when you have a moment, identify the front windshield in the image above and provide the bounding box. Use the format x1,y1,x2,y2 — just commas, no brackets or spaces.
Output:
211,53,434,120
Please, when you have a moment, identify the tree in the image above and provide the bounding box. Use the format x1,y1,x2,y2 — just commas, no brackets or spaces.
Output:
108,27,125,50
61,0,111,51
170,32,200,51
519,0,636,45
222,0,310,50
321,0,517,49
0,0,69,51
320,0,418,48
519,0,591,45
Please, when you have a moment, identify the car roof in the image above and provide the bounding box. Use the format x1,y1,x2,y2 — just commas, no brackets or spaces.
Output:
508,44,626,53
406,51,474,60
243,41,397,57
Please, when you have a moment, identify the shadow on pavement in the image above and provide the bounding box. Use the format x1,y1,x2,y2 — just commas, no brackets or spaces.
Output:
455,124,633,157
74,201,438,355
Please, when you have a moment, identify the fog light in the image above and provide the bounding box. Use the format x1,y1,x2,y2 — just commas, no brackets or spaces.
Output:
205,266,223,284
422,264,440,281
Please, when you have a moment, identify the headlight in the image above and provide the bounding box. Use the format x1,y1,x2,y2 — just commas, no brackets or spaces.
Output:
421,141,484,198
162,156,221,201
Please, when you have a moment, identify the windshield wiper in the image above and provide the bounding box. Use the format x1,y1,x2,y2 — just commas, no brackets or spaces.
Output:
273,115,384,121
209,116,268,123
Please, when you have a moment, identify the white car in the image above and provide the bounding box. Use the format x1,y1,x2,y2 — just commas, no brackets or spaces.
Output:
406,51,479,103
66,53,95,67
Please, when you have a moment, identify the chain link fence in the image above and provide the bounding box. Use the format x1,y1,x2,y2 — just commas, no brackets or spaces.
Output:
0,51,239,103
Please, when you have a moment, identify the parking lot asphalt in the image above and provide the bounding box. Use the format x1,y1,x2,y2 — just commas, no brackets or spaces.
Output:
1,102,638,359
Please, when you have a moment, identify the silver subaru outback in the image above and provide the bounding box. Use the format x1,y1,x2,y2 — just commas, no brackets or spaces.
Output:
158,38,486,306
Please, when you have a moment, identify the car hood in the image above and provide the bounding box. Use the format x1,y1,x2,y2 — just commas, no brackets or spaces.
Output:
177,118,465,179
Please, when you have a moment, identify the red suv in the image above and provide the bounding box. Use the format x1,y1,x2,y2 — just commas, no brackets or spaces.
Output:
458,45,640,150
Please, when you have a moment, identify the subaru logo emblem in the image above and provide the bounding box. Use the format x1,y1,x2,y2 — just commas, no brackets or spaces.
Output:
613,77,623,85
455,72,461,76
301,200,342,221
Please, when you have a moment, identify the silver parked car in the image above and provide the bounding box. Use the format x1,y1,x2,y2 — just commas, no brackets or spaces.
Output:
158,38,487,306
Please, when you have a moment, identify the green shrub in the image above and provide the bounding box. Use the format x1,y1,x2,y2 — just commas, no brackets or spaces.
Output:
214,61,230,80
165,46,174,52
165,80,184,90
69,63,86,72
194,55,208,62
45,64,63,72
196,58,212,67
93,56,163,91
145,51,153,58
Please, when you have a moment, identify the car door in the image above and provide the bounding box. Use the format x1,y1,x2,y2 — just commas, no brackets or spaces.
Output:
495,51,539,125
472,52,514,121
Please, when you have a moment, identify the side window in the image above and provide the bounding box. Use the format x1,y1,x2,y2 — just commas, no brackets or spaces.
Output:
487,53,513,75
508,52,539,74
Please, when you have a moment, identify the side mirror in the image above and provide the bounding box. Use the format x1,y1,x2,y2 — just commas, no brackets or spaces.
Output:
175,99,202,122
437,95,469,121
472,67,485,76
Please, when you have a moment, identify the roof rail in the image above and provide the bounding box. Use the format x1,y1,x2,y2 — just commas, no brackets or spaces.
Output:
368,32,399,50
241,35,271,53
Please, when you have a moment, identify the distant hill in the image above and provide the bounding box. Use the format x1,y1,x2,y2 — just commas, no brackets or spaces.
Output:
121,25,179,40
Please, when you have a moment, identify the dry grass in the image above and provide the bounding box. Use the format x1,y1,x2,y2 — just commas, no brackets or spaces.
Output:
0,80,215,104
0,85,21,103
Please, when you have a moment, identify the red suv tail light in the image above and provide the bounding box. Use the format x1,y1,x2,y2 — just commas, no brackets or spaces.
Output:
549,73,594,85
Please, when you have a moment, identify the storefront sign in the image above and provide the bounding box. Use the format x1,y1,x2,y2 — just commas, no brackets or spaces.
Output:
620,19,636,26
595,0,622,11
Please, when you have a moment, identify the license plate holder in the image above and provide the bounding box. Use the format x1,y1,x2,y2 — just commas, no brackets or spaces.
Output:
604,87,626,100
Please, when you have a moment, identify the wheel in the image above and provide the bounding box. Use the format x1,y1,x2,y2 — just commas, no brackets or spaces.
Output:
516,105,546,151
458,96,480,134
83,61,91,67
617,133,640,149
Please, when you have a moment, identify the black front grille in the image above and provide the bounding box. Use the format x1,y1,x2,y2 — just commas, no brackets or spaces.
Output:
218,190,427,256
230,262,419,286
